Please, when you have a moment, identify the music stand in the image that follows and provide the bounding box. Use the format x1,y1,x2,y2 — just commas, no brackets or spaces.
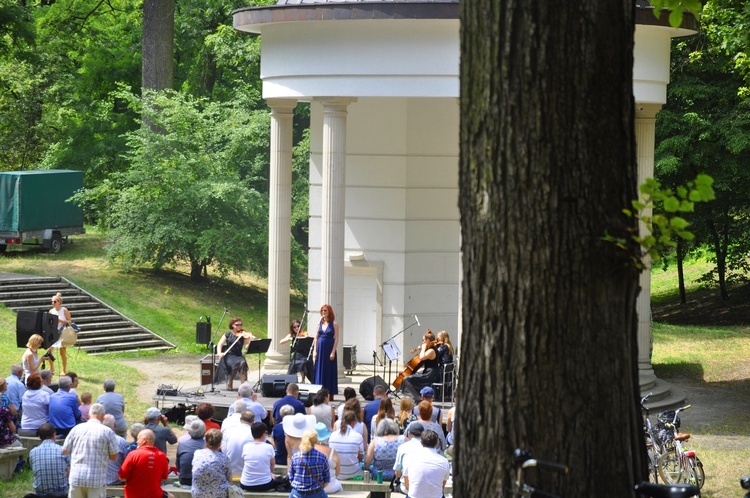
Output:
382,339,402,397
247,338,272,392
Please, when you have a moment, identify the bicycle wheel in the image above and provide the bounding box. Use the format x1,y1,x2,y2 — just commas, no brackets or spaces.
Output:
686,456,705,489
647,446,659,483
657,449,682,484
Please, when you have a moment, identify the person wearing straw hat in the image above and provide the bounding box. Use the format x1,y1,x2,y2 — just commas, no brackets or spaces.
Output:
282,413,317,467
314,422,342,494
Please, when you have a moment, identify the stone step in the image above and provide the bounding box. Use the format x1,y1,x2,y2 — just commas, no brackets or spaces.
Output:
83,339,174,353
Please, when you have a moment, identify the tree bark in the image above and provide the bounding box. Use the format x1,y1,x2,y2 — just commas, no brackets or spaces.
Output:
142,0,174,91
677,238,686,304
707,218,729,300
457,1,643,496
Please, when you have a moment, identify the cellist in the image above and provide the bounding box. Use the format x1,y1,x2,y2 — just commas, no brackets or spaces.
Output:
214,317,257,390
400,329,441,400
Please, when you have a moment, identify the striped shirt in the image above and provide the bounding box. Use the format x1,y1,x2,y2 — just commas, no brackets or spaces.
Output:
30,439,70,496
328,426,364,479
63,418,119,488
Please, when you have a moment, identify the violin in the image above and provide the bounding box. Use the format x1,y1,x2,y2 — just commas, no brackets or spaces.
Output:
233,329,255,340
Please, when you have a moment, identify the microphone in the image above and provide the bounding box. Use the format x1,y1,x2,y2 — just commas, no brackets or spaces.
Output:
414,315,420,327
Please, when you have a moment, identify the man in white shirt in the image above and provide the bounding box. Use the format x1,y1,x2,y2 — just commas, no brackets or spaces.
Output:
221,410,255,477
393,421,424,494
403,430,450,498
221,400,249,434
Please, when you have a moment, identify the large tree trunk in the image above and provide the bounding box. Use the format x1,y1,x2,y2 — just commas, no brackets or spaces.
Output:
142,0,174,91
677,238,686,304
457,2,643,497
707,218,729,300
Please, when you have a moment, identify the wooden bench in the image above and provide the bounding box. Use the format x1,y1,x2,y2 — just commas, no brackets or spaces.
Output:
106,484,373,497
17,435,64,452
0,445,28,480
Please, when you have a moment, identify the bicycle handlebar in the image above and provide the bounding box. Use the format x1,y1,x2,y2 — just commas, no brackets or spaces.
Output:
522,459,570,475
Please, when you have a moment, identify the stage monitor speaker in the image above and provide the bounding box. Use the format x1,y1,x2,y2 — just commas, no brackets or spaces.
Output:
41,312,60,349
298,383,324,404
196,322,211,345
343,344,357,373
359,375,388,401
261,374,298,398
16,310,44,348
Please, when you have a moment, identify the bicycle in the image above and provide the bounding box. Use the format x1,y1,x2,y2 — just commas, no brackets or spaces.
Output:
635,482,700,498
507,448,568,498
641,392,665,483
655,405,705,490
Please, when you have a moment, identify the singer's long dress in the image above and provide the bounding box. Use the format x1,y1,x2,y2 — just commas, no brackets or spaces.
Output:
314,320,338,394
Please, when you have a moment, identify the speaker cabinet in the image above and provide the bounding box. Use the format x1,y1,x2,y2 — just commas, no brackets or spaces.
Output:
196,320,211,345
298,383,324,404
261,374,298,398
41,312,60,349
359,375,388,401
343,344,357,374
16,310,44,348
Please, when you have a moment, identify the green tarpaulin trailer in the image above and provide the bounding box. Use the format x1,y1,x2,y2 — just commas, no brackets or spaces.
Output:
0,170,85,253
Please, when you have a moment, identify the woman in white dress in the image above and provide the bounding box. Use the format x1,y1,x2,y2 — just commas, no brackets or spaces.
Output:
314,422,342,494
50,292,78,375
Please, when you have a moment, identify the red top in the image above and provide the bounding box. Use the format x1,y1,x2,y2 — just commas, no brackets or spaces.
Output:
119,445,169,498
204,419,221,431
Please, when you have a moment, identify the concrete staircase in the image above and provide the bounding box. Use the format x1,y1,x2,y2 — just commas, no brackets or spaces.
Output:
0,274,174,354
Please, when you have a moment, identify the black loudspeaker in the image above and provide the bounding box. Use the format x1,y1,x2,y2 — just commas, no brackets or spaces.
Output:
16,311,44,348
359,375,388,401
261,374,298,398
343,344,357,373
298,383,324,404
41,312,60,349
196,317,211,345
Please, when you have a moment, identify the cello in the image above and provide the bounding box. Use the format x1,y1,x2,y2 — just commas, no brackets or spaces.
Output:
393,333,441,389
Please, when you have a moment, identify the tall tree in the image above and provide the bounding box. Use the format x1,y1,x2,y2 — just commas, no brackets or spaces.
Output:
457,1,642,496
142,0,174,91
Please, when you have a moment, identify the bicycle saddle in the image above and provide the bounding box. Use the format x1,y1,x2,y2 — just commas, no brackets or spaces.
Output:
635,482,699,498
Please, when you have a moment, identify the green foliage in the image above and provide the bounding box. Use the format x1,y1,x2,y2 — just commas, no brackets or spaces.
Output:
651,0,703,27
605,175,715,269
76,89,271,282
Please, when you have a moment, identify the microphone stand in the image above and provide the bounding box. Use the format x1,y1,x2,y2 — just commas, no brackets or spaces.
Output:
208,308,230,393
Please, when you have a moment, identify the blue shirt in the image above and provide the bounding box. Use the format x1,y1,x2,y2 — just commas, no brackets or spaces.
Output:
49,389,81,429
96,391,127,431
289,448,329,492
30,439,70,495
272,395,306,422
5,375,25,409
364,398,381,442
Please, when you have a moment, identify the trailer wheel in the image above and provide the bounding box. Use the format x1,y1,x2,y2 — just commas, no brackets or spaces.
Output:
0,245,6,254
49,233,62,254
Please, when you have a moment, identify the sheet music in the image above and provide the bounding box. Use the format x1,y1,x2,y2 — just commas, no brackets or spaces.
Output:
383,339,401,362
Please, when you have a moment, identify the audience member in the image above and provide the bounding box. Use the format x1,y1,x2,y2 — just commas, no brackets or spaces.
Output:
334,397,368,443
411,386,442,423
19,373,49,436
393,421,424,494
40,370,54,395
196,402,220,431
272,382,306,423
119,429,175,498
144,406,178,455
416,400,447,453
62,403,119,498
0,377,19,432
176,417,206,486
314,422,342,494
5,365,25,418
220,400,247,434
66,371,80,399
308,388,335,431
282,412,316,467
288,429,329,498
48,376,81,438
365,418,404,482
397,397,417,434
125,422,146,454
222,409,254,477
191,428,231,498
446,404,455,447
272,404,294,465
328,410,363,480
403,429,450,498
103,414,129,486
370,396,395,436
240,422,277,492
335,387,357,421
79,392,92,422
0,397,20,448
228,383,267,422
30,423,69,498
97,379,127,437
363,385,386,443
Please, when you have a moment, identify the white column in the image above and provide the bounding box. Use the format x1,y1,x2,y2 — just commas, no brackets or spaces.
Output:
318,98,355,384
635,103,662,386
263,99,297,375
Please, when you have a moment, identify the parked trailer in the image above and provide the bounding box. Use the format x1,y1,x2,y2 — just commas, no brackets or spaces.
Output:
0,170,85,253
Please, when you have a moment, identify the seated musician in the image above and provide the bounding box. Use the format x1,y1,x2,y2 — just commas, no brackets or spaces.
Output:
400,330,441,400
214,317,256,390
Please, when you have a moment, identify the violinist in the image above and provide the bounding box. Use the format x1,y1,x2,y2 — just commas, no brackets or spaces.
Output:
400,330,441,400
214,317,257,390
280,320,314,383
